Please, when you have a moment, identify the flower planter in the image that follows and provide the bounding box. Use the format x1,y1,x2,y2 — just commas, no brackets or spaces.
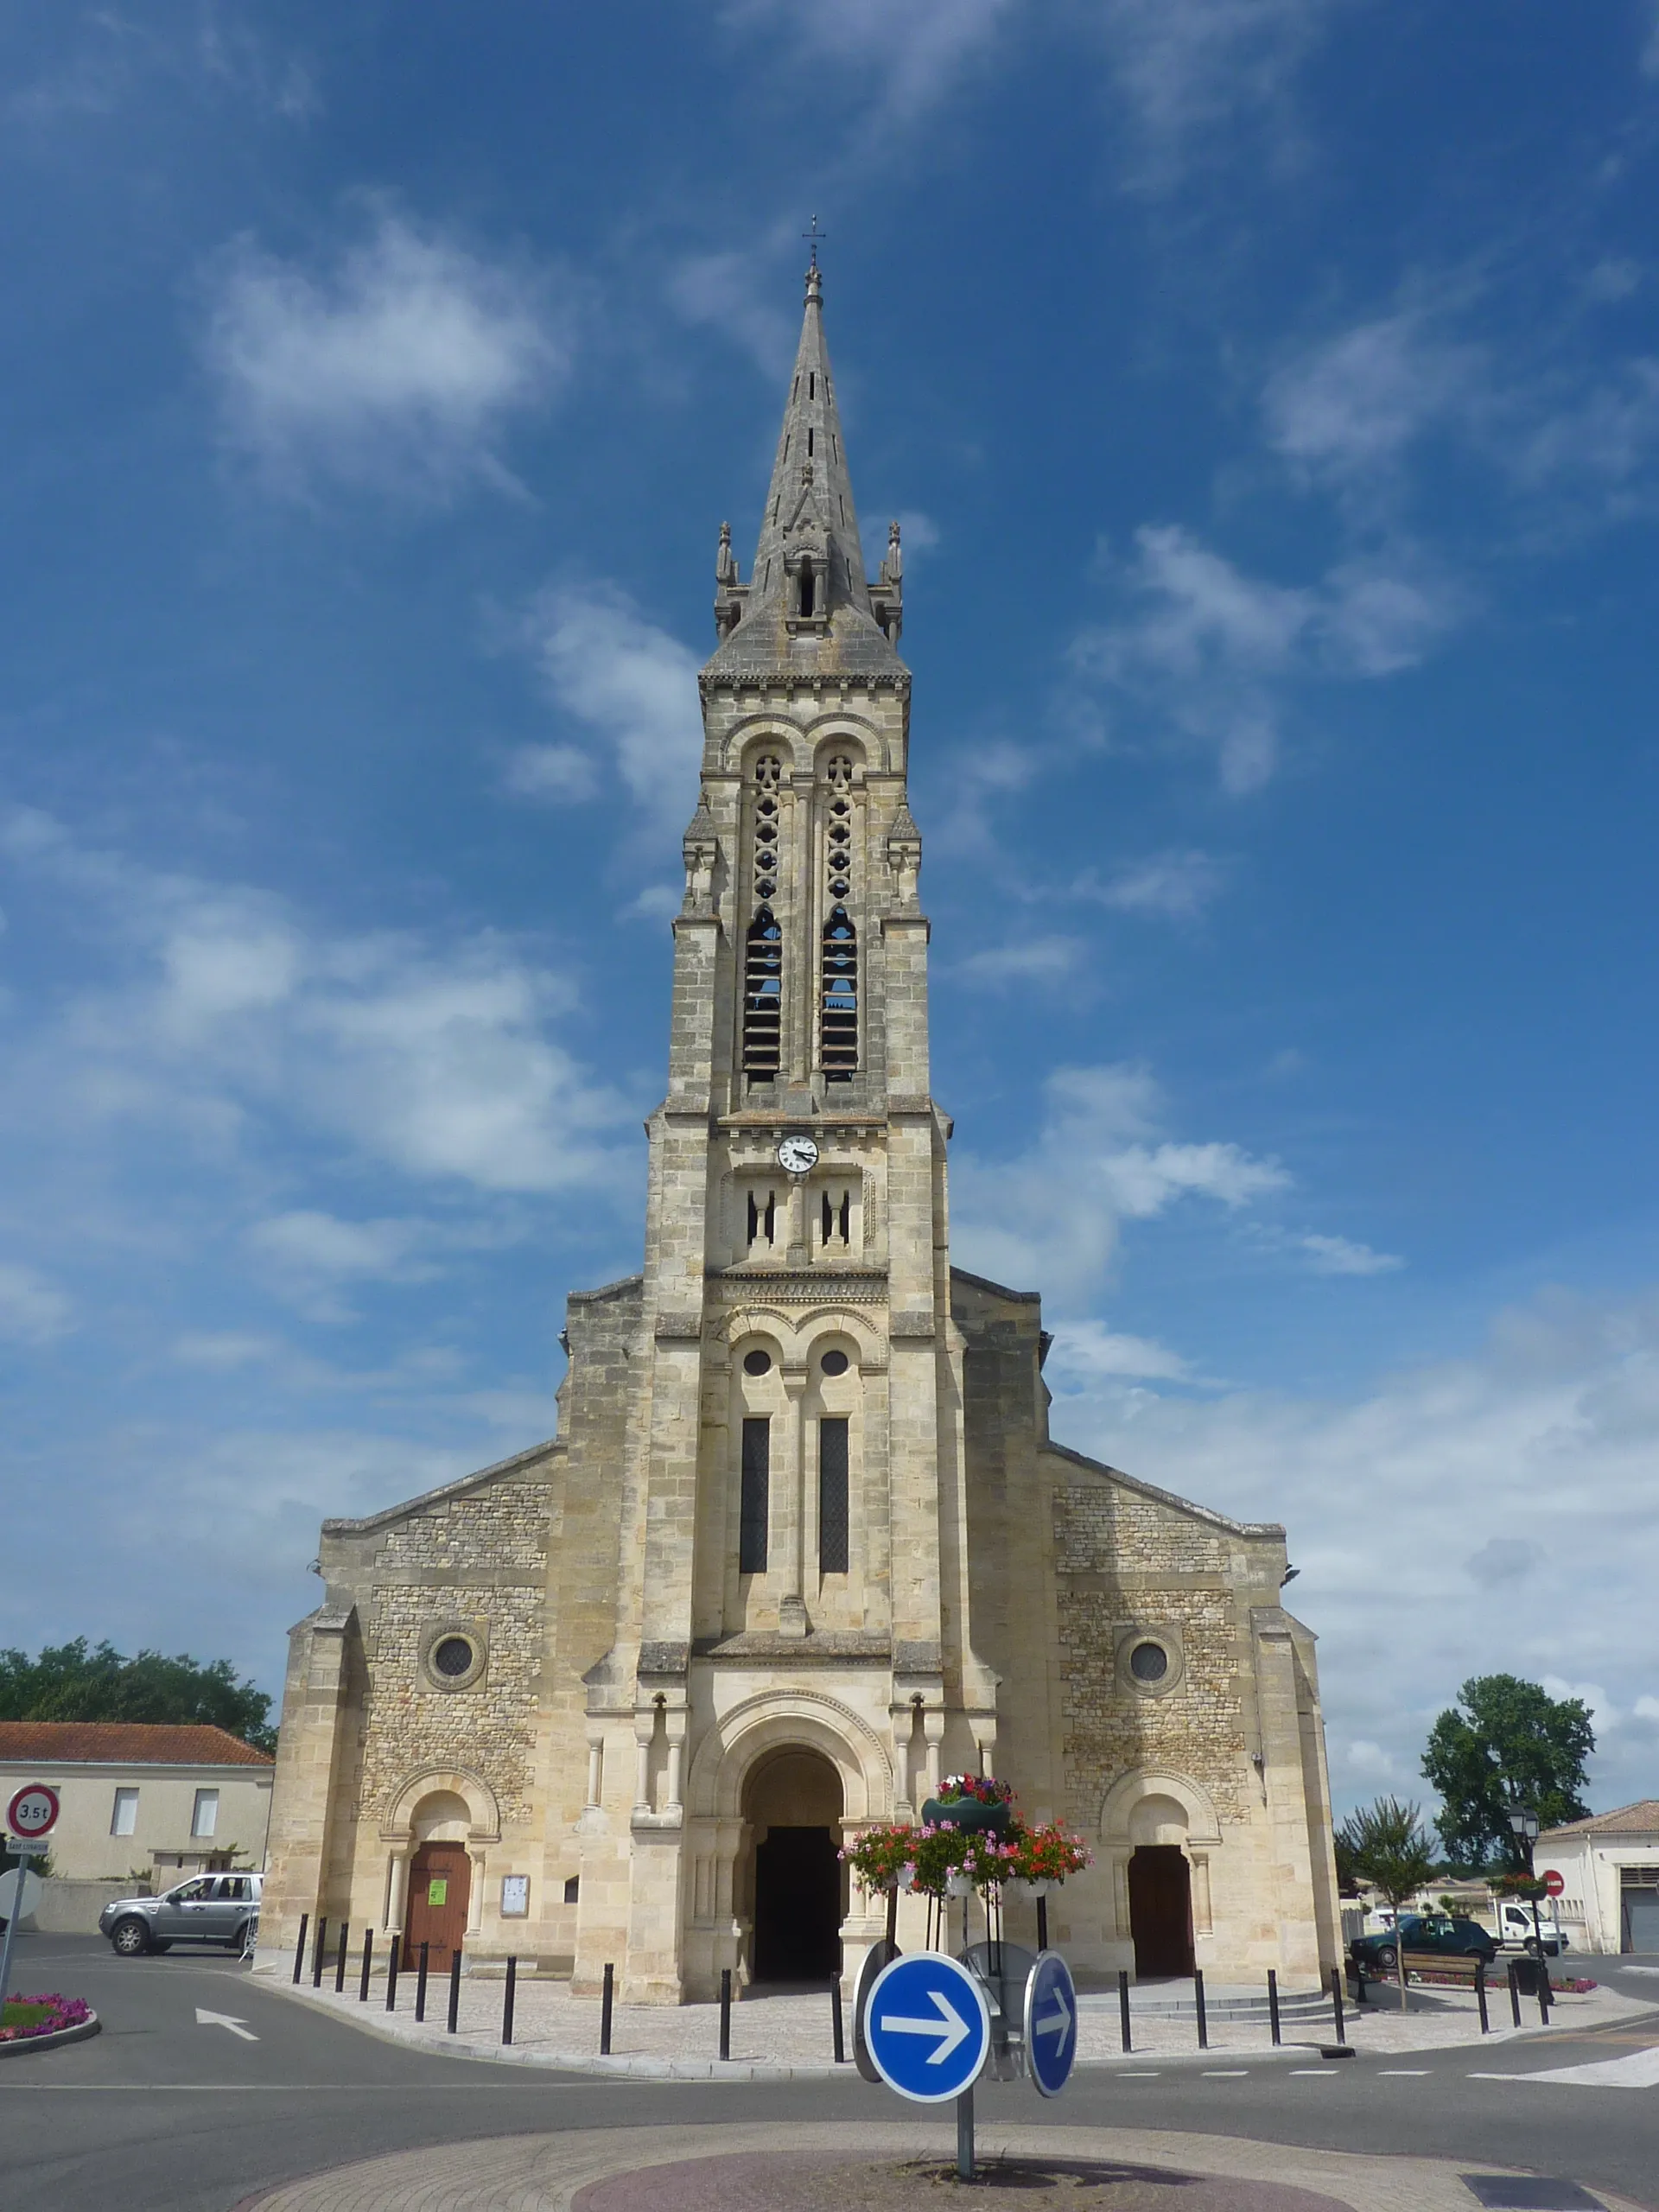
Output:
922,1796,1011,1837
1005,1876,1055,1901
944,1871,976,1898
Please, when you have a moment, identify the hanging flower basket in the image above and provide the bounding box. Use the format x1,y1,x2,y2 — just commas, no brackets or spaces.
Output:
841,1782,1093,1903
921,1775,1014,1836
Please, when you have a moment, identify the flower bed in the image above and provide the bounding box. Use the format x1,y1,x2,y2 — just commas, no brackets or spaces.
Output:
0,1993,94,2047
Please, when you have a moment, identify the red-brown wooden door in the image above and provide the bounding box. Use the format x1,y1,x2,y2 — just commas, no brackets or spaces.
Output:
1128,1845,1195,1979
404,1841,470,1971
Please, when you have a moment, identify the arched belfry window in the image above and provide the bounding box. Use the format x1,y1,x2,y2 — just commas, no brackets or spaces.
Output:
821,908,857,1077
820,753,857,1080
742,755,785,1084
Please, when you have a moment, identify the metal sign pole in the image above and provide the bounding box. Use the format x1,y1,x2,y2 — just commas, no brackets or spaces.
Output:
956,2086,975,2182
0,1864,23,2010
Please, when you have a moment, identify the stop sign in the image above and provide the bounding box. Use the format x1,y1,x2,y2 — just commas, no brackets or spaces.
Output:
6,1783,60,1839
1543,1868,1565,1898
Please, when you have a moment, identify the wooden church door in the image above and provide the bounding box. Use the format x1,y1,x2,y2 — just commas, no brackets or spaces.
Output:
404,1841,470,1970
1128,1844,1195,1979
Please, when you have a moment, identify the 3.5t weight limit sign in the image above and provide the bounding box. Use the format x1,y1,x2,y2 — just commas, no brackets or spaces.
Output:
7,1783,60,1841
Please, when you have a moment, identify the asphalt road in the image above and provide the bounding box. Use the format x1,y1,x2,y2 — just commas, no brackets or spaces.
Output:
4,1933,1657,2212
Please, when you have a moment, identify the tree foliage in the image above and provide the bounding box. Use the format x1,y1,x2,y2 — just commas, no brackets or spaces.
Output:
1337,1796,1439,1910
1421,1674,1592,1869
0,1639,275,1754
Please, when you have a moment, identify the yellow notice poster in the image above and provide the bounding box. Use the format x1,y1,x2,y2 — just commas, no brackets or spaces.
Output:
427,1878,448,1906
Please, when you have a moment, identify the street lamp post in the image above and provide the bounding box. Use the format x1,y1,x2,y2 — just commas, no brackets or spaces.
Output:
1508,1808,1542,1953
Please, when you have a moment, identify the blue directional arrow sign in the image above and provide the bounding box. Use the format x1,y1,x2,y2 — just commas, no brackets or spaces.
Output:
1022,1950,1077,2098
862,1951,990,2103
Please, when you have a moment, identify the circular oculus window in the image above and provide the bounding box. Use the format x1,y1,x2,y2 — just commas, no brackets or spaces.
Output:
742,1349,772,1376
820,1349,849,1376
1128,1640,1170,1684
432,1635,477,1679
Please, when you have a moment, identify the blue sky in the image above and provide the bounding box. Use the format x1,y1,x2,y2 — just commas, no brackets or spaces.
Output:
4,1,1659,1823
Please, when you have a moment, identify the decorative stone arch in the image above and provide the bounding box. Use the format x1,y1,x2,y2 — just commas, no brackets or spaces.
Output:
730,721,810,778
1098,1769,1223,1849
686,1687,893,1824
380,1764,502,1846
721,1305,887,1369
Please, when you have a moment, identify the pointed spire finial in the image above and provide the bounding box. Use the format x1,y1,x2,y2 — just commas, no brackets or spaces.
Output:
803,213,826,300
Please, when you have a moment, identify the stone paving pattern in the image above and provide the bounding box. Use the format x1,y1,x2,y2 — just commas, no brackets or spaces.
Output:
267,1968,1652,2078
235,2121,1654,2212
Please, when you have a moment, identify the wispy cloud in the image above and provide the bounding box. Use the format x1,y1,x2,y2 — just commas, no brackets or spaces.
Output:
1072,848,1228,920
1300,1231,1403,1276
1073,524,1459,791
957,935,1086,987
515,582,703,836
0,807,636,1201
1046,1317,1196,1384
203,206,574,499
0,1261,73,1343
952,1062,1289,1300
1091,0,1345,188
1263,308,1484,490
721,0,1017,126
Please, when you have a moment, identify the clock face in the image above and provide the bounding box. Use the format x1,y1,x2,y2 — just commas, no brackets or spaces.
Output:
776,1134,819,1175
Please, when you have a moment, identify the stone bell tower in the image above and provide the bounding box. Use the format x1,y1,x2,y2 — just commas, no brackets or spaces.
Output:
571,257,999,2001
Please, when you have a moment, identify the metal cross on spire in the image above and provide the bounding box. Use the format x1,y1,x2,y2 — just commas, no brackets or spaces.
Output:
803,213,827,270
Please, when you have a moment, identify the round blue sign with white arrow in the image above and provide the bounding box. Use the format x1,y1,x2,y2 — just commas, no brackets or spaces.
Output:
1022,1950,1077,2097
862,1951,991,2104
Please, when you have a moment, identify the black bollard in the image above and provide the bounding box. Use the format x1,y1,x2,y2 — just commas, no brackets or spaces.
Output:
1507,1959,1522,2027
1194,1967,1208,2050
719,1966,732,2060
503,1956,517,2046
334,1922,349,1993
831,1976,846,2063
359,1928,373,2002
292,1913,309,1986
1037,1893,1049,1952
385,1933,401,2012
1475,1959,1489,2035
1268,1967,1281,2046
448,1944,463,2033
1537,1964,1551,2026
1330,1964,1347,2047
312,1916,328,1988
1118,1968,1133,2052
601,1961,614,2054
415,1940,430,2022
886,1888,899,1948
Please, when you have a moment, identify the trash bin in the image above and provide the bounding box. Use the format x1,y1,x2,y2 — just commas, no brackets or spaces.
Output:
1510,1955,1548,1999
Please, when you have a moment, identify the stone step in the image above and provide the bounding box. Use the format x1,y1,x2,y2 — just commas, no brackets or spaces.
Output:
1077,1984,1332,2023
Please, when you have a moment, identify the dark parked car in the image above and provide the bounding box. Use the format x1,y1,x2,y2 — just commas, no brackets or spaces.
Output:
1349,1913,1497,1974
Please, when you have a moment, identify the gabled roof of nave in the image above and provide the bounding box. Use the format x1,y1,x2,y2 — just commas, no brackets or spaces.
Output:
703,262,906,685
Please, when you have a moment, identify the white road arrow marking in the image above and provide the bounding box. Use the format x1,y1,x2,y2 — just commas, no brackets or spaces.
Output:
195,2008,258,2042
1034,1986,1072,2053
879,1989,970,2065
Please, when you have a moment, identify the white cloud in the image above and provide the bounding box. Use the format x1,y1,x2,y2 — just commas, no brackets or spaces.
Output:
171,1331,282,1370
1514,360,1659,493
0,806,636,1201
1074,849,1228,920
1344,1739,1395,1779
722,0,1016,124
1300,1232,1404,1276
248,1211,424,1279
1047,1318,1195,1383
520,582,703,833
500,744,601,804
1073,524,1459,792
204,207,572,499
957,935,1086,987
1092,0,1343,185
862,510,940,577
1264,311,1482,485
671,249,799,380
1045,1285,1659,1815
1644,3,1659,79
1636,1695,1659,1723
952,1062,1289,1300
0,1261,73,1342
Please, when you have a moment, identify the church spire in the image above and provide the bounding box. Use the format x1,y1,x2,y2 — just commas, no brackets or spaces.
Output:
709,262,904,673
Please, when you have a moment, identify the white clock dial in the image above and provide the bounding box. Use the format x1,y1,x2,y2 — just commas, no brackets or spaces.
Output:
776,1135,819,1175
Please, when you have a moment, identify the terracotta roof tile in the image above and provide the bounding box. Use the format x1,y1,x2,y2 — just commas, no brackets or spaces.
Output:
1539,1798,1659,1840
0,1722,272,1767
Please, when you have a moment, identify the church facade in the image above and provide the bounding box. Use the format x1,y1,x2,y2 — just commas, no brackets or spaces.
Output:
257,266,1342,2000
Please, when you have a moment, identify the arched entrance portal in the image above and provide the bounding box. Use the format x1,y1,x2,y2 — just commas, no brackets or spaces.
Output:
744,1748,843,1983
401,1789,473,1970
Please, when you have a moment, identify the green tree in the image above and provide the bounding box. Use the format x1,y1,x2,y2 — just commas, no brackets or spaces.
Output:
1421,1674,1592,1870
1338,1796,1440,2010
0,1639,275,1754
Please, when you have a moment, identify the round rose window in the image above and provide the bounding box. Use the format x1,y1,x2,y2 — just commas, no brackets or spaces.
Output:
1129,1640,1170,1684
433,1635,476,1679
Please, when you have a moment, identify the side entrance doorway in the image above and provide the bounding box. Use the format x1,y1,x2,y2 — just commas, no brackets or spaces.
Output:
1128,1843,1195,1978
742,1745,844,1984
404,1840,470,1970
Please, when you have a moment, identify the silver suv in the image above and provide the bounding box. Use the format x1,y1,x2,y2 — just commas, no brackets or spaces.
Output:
99,1872,262,1956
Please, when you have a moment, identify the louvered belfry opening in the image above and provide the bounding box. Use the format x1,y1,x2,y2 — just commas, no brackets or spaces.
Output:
821,909,857,1077
743,753,785,1085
